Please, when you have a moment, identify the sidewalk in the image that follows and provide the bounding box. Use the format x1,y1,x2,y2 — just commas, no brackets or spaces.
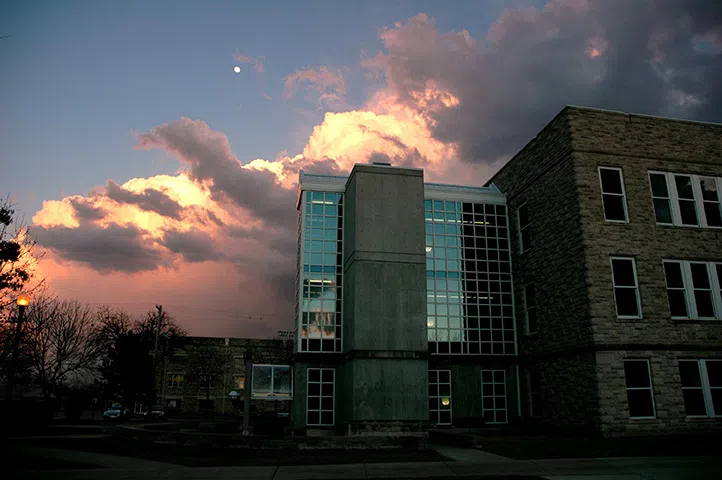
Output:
13,444,722,480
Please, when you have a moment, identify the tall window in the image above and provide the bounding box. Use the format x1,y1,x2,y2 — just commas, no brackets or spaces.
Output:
424,200,513,356
623,359,656,419
429,370,452,425
663,261,722,320
517,203,531,252
599,167,628,222
251,365,292,398
167,374,184,389
679,360,721,418
610,257,642,318
528,369,542,417
300,191,343,352
649,172,722,228
307,368,334,426
524,284,537,335
481,370,507,424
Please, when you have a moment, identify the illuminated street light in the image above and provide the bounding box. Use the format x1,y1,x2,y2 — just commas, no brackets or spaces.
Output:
441,397,450,407
5,294,31,402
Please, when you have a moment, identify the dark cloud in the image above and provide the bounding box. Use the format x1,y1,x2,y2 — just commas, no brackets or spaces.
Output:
34,223,168,273
104,180,184,220
135,119,298,228
160,229,224,263
69,198,107,224
369,1,722,163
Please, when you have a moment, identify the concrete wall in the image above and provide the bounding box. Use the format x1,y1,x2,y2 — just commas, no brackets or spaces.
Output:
342,165,429,425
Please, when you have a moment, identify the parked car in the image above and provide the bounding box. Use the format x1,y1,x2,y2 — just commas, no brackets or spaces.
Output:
143,405,165,419
103,403,129,420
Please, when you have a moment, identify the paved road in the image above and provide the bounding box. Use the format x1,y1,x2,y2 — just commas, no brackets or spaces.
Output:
11,444,722,479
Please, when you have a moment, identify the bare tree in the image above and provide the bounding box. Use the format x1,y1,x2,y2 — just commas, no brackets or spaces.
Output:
24,296,104,400
185,345,233,405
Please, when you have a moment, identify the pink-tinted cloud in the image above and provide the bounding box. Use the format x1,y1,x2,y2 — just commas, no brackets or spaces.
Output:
283,66,347,106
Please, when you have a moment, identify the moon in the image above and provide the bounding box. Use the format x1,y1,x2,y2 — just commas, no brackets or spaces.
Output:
233,66,241,73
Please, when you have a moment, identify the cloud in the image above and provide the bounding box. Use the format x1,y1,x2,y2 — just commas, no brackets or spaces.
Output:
33,223,168,273
233,52,265,73
283,66,347,106
365,2,722,163
104,180,184,220
160,229,224,263
69,198,107,224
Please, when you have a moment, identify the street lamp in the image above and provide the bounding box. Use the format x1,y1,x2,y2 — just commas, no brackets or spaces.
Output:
4,294,31,402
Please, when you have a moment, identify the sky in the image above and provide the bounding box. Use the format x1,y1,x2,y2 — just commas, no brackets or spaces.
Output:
1,0,720,337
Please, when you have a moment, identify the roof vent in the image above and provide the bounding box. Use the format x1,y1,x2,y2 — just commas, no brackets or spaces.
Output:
371,161,392,166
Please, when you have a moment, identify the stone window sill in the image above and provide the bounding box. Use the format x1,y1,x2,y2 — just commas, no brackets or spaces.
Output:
672,318,722,325
685,417,722,422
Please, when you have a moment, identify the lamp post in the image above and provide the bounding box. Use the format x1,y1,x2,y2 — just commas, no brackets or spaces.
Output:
4,294,30,403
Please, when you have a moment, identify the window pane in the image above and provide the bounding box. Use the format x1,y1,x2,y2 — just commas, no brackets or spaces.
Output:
690,264,710,288
694,291,715,317
667,290,688,317
679,361,702,387
627,389,655,418
273,366,291,396
252,366,272,395
521,229,531,251
603,195,627,221
703,202,722,227
624,361,651,388
612,259,636,286
700,178,719,201
679,200,699,225
518,205,529,227
650,173,669,197
682,389,707,416
615,288,639,317
663,262,684,288
675,175,694,199
706,361,722,387
711,390,722,415
600,168,623,194
307,411,320,425
653,198,673,224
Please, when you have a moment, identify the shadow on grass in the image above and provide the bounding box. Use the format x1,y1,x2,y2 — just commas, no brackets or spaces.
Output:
27,437,449,467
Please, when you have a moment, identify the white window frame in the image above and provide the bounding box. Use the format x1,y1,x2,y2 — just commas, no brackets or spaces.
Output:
481,369,507,424
610,257,642,319
679,359,721,418
251,364,293,399
649,171,722,229
306,368,335,426
623,359,657,420
598,166,629,223
517,203,530,253
663,260,722,320
523,283,537,335
429,369,452,425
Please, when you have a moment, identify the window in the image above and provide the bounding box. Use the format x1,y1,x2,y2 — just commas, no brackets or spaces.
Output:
528,369,542,418
481,370,507,424
649,172,722,228
663,261,722,320
599,167,628,222
166,374,183,389
307,368,334,426
610,257,642,318
524,284,537,335
517,204,530,252
623,360,656,419
679,360,722,418
429,370,452,425
235,375,245,391
251,365,292,398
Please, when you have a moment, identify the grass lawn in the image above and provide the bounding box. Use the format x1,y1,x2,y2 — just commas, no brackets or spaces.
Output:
478,433,722,459
28,437,449,467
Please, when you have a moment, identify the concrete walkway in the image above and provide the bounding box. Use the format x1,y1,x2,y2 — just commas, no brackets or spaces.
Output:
13,444,722,480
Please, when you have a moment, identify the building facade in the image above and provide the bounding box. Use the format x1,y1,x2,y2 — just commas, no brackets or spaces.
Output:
486,106,722,436
292,165,521,434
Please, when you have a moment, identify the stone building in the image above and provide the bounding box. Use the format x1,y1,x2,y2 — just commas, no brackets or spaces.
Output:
486,106,722,435
159,336,293,416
